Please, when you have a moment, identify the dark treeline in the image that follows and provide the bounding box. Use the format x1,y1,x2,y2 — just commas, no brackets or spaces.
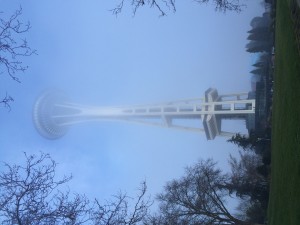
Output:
228,132,271,224
227,0,276,223
246,7,275,77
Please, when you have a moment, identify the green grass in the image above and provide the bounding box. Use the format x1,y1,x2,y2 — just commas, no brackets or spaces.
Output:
268,0,300,224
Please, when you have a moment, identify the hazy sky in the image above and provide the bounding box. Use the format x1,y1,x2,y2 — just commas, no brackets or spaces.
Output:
0,0,264,212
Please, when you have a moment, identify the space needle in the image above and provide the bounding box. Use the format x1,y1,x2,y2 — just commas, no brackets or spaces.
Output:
33,88,255,140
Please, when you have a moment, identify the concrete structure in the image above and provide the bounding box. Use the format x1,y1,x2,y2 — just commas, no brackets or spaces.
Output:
33,88,255,140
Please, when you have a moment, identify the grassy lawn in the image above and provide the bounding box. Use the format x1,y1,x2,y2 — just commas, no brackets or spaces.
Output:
268,0,300,224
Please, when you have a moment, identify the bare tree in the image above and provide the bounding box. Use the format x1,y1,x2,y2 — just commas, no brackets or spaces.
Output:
151,159,264,225
0,153,90,224
0,153,153,225
0,6,36,109
91,181,152,225
112,0,244,16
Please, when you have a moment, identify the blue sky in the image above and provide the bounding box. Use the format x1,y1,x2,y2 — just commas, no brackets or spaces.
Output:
0,0,264,212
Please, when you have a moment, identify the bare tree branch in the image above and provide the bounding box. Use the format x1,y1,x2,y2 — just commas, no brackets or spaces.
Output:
111,0,244,16
91,181,152,225
194,0,244,13
0,93,14,111
0,152,91,225
111,0,175,17
0,6,36,82
0,6,37,110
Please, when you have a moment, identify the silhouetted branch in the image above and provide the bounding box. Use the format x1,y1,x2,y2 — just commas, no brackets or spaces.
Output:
112,0,244,16
0,93,14,111
91,181,152,224
0,6,36,82
194,0,244,12
111,0,175,16
0,152,91,224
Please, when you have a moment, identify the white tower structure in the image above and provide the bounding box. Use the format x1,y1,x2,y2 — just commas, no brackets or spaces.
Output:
33,88,255,140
